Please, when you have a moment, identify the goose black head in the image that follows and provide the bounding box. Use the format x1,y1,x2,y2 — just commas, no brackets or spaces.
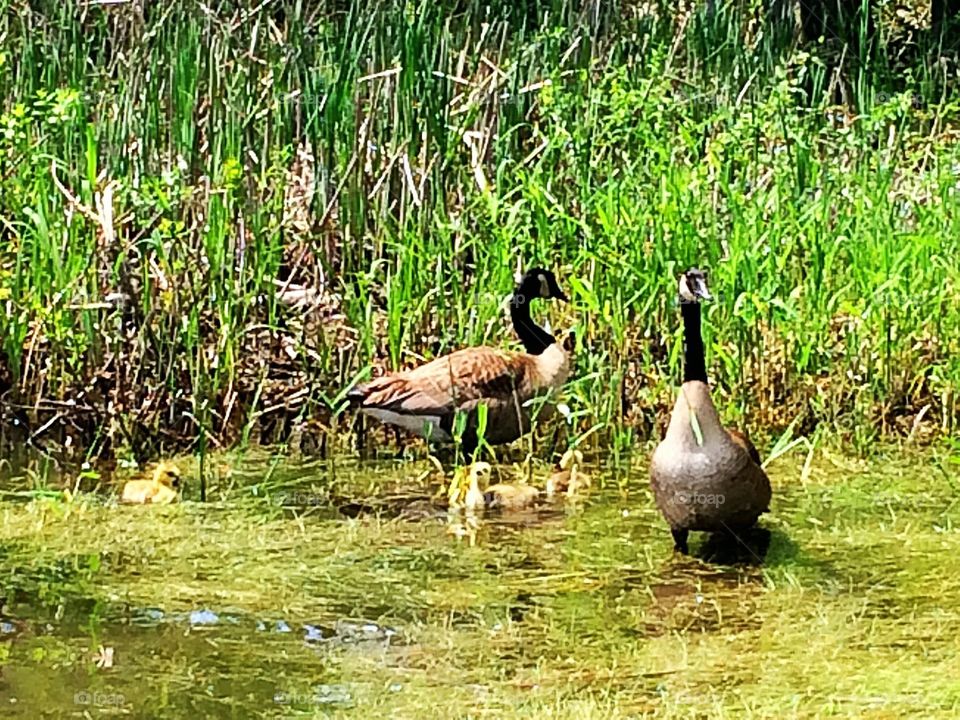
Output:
678,267,711,303
518,267,568,303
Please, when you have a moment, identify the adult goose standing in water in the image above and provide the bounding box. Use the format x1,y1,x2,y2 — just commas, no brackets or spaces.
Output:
649,268,771,554
347,268,571,455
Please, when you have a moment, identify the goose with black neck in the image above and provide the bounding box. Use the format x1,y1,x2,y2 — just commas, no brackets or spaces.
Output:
347,267,571,456
649,267,771,554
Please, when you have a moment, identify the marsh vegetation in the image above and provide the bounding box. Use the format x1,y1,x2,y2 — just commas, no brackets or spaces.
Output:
0,1,958,463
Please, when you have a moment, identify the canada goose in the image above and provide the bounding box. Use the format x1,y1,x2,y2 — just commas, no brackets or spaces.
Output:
347,268,570,454
120,461,182,505
649,268,771,554
546,448,591,497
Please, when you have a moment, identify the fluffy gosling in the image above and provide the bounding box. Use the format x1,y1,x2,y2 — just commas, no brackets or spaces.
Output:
121,461,182,505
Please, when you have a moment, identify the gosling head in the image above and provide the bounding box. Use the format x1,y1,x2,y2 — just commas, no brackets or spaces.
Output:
450,461,494,508
678,267,711,304
468,461,493,486
152,462,182,489
518,267,568,303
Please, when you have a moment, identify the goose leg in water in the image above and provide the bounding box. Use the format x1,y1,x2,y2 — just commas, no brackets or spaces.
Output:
355,414,365,454
671,528,689,554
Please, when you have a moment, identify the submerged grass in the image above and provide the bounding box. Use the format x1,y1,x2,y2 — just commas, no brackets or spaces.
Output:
0,1,958,464
0,450,958,717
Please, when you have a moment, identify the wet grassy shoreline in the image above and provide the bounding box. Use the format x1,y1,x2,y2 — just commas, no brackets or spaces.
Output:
1,446,958,718
1,2,959,465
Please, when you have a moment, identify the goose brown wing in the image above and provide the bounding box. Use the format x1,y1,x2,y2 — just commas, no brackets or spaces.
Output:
728,428,762,467
739,453,772,514
727,429,771,513
351,347,530,416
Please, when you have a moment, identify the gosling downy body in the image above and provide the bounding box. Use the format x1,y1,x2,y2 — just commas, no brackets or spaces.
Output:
649,268,771,554
121,461,182,505
483,482,539,511
347,268,571,454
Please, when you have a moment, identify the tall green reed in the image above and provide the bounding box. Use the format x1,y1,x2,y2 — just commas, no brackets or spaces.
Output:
0,0,957,462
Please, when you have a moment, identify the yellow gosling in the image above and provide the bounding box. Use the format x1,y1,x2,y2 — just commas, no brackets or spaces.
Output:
546,448,590,497
448,462,492,512
121,461,182,505
483,482,539,511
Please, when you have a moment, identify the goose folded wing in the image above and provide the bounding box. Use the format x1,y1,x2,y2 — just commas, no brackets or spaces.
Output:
728,428,762,466
357,347,529,416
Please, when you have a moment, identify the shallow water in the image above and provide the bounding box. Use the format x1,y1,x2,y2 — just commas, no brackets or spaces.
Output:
0,448,958,718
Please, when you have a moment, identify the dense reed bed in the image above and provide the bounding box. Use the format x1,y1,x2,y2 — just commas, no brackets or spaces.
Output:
0,1,958,463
